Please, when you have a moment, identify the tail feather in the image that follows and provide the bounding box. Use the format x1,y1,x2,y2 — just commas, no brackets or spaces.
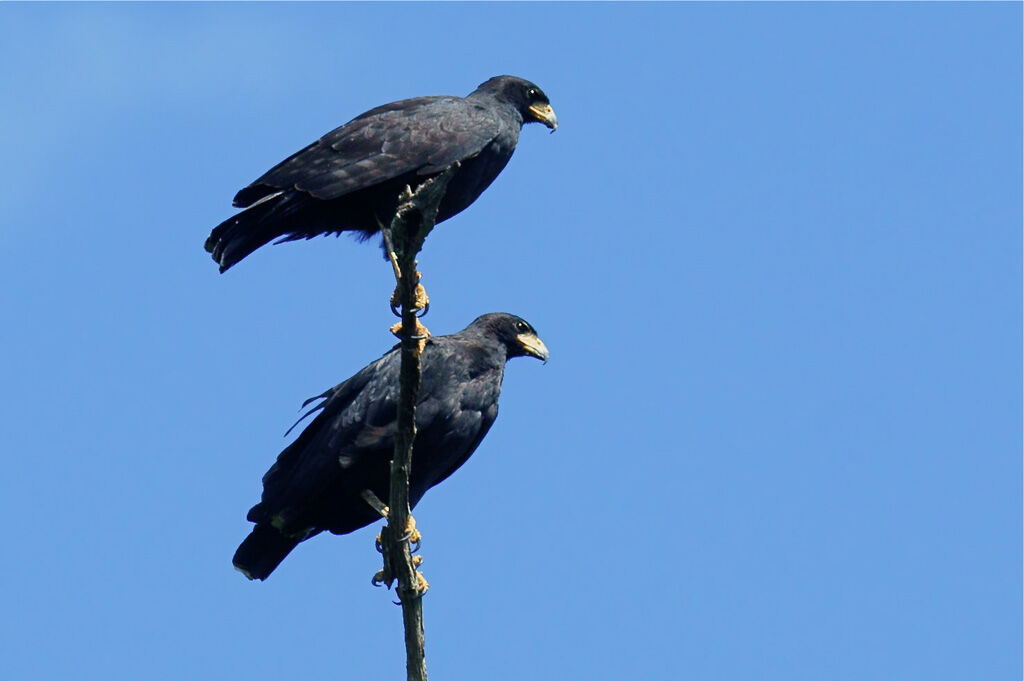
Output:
233,524,303,581
206,184,393,271
205,191,296,273
207,190,341,272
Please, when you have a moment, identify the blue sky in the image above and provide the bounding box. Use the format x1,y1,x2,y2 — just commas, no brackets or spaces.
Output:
1,3,1020,679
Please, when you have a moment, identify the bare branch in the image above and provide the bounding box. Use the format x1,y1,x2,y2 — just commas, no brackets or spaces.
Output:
373,164,459,681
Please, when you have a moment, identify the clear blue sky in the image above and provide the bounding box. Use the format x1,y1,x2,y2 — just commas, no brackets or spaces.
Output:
1,3,1019,679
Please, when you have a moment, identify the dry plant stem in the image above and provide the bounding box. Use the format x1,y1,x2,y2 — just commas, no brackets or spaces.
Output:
377,163,458,681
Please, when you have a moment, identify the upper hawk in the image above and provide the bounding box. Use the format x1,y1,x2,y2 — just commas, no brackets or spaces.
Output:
205,75,556,272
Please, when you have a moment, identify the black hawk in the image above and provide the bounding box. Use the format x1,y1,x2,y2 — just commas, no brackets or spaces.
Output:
233,313,549,580
206,76,557,272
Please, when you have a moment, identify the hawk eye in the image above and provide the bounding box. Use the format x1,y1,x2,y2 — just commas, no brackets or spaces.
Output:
515,321,530,333
527,88,538,99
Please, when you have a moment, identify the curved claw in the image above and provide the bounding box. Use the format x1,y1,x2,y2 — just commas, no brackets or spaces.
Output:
372,569,393,588
400,517,422,546
389,300,429,319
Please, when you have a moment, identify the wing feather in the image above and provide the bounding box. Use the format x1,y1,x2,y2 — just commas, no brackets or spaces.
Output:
249,352,399,528
233,96,501,207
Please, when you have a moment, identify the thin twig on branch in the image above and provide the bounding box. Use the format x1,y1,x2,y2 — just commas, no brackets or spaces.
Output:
372,163,459,681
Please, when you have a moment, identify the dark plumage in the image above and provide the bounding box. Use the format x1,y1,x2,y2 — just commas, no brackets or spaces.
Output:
206,76,557,272
233,313,549,581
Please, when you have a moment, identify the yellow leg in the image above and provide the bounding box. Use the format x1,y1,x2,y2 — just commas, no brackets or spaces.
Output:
388,249,402,281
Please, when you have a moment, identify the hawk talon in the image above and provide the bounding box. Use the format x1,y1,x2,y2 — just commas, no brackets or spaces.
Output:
389,300,430,319
415,572,430,595
402,515,422,546
390,320,431,354
396,572,429,597
412,280,429,312
390,280,430,319
372,569,394,588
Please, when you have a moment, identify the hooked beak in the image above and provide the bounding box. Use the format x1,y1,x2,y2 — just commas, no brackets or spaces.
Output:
517,333,550,363
528,102,558,131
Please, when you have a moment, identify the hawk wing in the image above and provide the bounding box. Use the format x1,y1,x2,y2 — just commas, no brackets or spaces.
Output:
233,96,502,207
